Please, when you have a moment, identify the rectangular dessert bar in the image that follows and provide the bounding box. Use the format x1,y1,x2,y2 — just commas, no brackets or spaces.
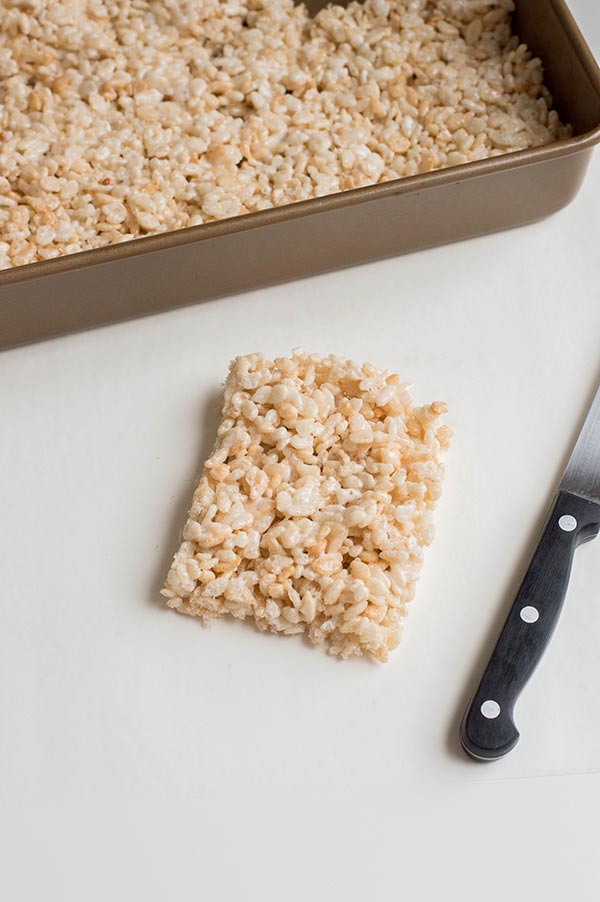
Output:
163,350,450,661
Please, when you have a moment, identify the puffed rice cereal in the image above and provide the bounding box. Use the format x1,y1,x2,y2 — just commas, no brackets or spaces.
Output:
0,0,571,270
162,351,451,661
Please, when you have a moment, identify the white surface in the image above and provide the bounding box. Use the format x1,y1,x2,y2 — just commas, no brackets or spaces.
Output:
1,2,600,898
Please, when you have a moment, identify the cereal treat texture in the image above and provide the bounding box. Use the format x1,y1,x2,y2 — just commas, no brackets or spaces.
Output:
0,0,571,270
163,351,451,661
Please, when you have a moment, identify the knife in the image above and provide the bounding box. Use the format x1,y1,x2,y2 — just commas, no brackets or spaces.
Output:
461,385,600,761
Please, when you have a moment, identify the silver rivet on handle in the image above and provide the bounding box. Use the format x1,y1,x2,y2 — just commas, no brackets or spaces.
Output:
480,700,501,719
520,606,540,623
558,515,577,532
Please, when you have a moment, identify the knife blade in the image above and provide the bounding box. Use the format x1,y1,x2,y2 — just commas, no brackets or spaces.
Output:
461,385,600,761
560,384,600,504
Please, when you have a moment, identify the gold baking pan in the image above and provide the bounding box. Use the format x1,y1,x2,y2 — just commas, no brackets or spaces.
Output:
0,0,599,351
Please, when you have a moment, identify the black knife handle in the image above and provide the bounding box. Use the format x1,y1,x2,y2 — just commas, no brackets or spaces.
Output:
461,490,600,761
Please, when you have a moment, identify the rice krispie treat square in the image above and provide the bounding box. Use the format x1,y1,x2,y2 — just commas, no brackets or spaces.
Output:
162,350,450,661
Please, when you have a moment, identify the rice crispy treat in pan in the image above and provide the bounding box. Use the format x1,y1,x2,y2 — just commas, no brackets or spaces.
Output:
162,351,451,661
